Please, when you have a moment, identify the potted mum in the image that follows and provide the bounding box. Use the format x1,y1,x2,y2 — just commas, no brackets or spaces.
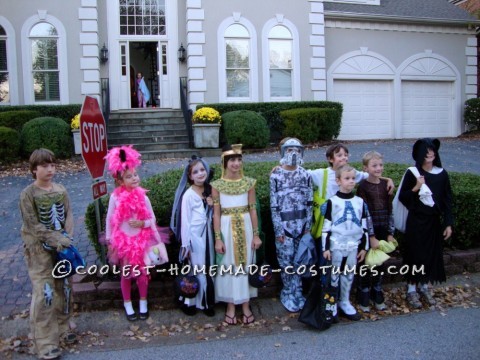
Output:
192,107,222,148
71,114,81,154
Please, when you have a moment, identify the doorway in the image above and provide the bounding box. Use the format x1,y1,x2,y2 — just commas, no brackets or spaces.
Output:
129,41,159,108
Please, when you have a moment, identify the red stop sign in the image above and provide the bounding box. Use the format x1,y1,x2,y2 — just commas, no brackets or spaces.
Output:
80,96,108,179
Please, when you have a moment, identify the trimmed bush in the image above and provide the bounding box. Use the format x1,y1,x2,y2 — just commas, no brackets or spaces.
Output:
223,110,270,148
20,117,73,158
280,107,341,143
197,101,343,143
85,162,480,269
0,110,42,132
464,98,480,130
0,126,20,164
0,105,82,126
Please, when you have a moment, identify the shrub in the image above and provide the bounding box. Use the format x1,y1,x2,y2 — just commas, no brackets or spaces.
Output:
0,110,42,132
464,98,480,130
0,105,82,126
280,108,341,143
20,117,73,158
0,126,20,164
85,162,480,269
222,110,270,148
197,101,343,143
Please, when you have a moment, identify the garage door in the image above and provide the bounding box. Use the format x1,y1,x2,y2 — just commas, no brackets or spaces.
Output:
401,81,453,138
333,80,393,140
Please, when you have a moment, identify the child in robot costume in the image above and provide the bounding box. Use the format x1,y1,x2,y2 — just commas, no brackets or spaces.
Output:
270,138,313,312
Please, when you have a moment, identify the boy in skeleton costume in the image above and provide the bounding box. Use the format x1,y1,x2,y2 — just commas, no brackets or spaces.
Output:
270,138,313,312
322,165,369,321
19,149,75,359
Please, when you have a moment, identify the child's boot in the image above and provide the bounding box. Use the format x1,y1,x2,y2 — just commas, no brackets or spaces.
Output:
357,287,370,312
339,276,361,321
371,288,386,311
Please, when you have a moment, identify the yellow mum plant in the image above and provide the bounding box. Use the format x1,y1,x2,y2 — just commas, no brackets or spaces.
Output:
192,107,221,124
71,114,80,130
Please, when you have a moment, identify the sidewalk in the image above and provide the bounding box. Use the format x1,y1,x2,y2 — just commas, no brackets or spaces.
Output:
1,272,479,358
0,138,479,318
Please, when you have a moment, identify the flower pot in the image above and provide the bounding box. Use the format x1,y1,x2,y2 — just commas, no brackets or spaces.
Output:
72,130,81,154
193,124,221,148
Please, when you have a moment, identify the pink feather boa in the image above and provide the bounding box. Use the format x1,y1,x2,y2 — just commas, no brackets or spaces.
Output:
107,186,157,274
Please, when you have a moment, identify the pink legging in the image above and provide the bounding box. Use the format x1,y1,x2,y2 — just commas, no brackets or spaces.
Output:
121,273,149,301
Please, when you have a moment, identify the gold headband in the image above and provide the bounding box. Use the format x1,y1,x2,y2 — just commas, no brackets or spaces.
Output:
222,144,242,157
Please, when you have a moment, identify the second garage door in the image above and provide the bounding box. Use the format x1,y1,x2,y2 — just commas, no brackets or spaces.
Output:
401,81,453,139
333,80,393,140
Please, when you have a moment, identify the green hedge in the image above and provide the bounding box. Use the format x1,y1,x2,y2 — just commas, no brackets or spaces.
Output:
85,162,480,268
280,107,341,143
0,105,81,126
464,98,480,130
0,110,42,132
223,110,270,148
197,101,343,143
0,126,20,164
20,117,73,158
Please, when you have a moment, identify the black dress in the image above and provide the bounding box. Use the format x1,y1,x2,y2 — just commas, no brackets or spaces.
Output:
399,167,453,284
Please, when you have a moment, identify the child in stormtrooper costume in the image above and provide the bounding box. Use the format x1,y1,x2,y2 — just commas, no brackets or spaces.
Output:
270,138,313,312
322,165,369,321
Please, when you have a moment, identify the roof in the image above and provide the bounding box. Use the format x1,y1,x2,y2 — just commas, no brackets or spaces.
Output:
323,0,480,25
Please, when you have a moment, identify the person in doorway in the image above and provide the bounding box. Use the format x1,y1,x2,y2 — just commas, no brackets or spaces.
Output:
135,72,151,108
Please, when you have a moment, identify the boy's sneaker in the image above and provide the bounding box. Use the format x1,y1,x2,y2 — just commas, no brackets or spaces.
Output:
356,289,370,312
370,289,387,311
419,288,436,306
40,347,61,359
406,291,422,309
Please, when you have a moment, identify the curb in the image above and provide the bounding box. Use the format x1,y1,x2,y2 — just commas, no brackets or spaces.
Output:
71,247,480,312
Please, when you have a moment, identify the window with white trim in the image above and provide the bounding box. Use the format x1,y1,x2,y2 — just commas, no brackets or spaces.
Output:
225,24,250,98
269,25,292,98
30,22,59,102
119,0,166,36
0,25,9,104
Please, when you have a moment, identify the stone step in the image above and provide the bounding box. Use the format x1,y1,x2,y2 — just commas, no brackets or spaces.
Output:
140,148,221,160
108,122,186,134
108,117,184,126
108,129,188,138
108,134,189,145
108,141,190,152
109,109,183,120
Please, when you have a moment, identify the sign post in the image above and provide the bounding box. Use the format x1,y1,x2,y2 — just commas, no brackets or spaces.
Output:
80,96,108,264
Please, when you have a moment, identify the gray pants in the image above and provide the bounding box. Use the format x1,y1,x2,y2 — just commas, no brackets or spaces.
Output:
330,248,357,305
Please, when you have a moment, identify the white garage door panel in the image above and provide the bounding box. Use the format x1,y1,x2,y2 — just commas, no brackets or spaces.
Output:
401,81,452,138
334,80,392,140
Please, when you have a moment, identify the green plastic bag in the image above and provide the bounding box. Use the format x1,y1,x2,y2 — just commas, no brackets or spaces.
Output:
311,169,328,239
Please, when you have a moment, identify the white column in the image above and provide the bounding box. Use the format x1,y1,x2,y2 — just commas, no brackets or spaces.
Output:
186,0,207,111
79,0,100,98
309,0,326,100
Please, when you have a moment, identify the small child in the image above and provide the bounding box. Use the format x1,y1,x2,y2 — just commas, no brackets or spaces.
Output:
170,156,215,317
105,145,167,321
135,72,150,108
322,164,369,321
399,138,453,308
19,148,76,360
356,151,395,312
270,138,313,312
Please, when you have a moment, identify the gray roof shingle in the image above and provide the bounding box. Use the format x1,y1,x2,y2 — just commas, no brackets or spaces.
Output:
324,0,478,23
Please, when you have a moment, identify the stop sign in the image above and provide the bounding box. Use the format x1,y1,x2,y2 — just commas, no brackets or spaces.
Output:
80,96,108,179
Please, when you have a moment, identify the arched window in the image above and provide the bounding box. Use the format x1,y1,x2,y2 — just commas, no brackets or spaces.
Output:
0,25,8,104
29,22,59,101
224,23,250,98
268,25,292,98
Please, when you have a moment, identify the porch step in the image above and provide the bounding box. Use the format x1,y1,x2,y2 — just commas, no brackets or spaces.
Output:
106,109,220,159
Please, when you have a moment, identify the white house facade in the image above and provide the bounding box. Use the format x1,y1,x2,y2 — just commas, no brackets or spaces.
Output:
0,0,478,139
